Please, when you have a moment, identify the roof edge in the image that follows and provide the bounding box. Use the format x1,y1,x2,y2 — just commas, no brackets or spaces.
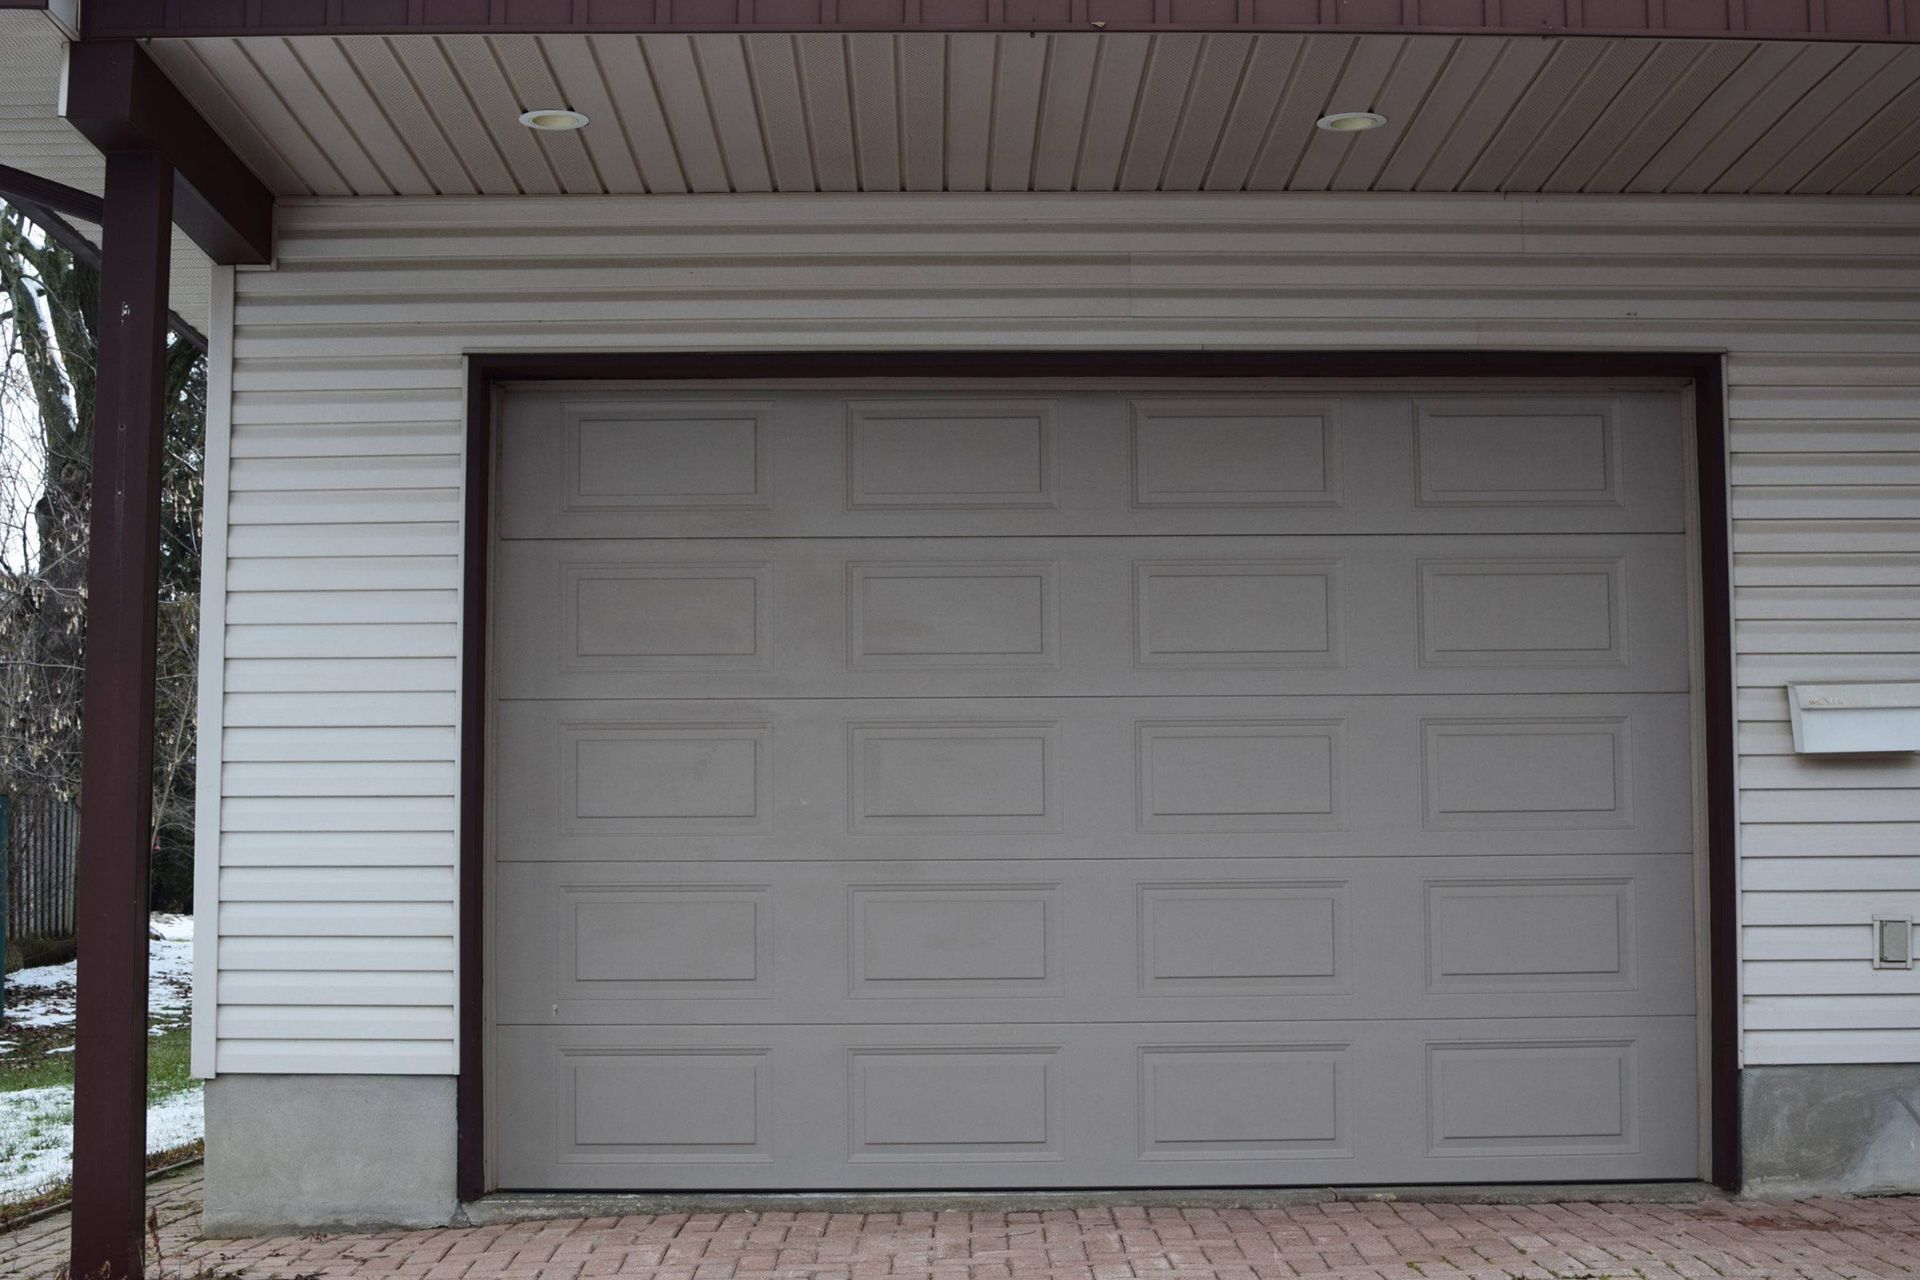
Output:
80,0,1920,46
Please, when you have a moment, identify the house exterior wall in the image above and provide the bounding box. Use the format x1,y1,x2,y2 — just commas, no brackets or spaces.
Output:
191,190,1920,1095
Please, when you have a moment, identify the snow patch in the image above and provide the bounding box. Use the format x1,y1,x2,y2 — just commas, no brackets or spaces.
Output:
0,914,203,1202
148,937,193,1023
149,914,194,943
0,1085,204,1202
1,917,193,1041
146,1086,204,1154
0,1085,73,1201
6,960,75,992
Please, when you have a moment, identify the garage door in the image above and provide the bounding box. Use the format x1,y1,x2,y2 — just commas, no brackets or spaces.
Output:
490,383,1700,1189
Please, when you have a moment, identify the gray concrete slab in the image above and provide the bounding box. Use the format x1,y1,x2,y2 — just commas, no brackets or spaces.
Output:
1744,1064,1920,1197
202,1075,457,1235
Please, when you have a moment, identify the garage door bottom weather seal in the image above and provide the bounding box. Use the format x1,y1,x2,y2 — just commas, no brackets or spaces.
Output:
459,1181,1728,1224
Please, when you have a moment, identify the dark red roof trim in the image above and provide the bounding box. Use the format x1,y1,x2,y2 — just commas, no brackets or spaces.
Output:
81,0,1920,44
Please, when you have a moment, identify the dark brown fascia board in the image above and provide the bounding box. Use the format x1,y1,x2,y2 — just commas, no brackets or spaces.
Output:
62,40,272,266
80,0,1920,44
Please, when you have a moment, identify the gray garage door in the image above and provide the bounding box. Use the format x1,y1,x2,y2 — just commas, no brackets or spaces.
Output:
491,383,1700,1189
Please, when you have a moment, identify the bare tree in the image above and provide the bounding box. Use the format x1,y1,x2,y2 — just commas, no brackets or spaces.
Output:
0,203,205,911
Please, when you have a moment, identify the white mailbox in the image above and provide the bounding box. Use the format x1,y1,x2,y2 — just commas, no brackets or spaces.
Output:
1788,682,1920,754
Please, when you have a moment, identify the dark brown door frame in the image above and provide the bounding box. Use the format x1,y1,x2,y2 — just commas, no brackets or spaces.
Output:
458,350,1739,1198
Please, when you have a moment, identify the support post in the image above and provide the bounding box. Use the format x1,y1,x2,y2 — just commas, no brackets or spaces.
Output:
69,148,172,1280
1,795,10,1020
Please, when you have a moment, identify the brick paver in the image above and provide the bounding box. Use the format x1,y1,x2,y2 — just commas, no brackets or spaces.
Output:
9,1170,1920,1280
4,1165,204,1278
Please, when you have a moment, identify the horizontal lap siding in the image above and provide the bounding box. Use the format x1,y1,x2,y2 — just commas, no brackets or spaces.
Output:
1732,351,1920,1065
213,296,463,1074
206,192,1920,1076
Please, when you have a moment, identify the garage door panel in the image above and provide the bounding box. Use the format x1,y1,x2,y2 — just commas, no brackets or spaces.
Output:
499,389,1686,541
492,381,1701,1190
496,535,1690,700
495,694,1694,862
492,1017,1697,1189
492,854,1695,1025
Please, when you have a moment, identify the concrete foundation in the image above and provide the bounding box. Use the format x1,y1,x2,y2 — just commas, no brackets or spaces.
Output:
1743,1065,1920,1197
202,1074,458,1235
195,1065,1920,1230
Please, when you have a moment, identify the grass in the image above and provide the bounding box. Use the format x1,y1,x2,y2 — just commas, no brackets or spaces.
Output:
0,1022,194,1100
2,956,200,1220
0,1021,200,1222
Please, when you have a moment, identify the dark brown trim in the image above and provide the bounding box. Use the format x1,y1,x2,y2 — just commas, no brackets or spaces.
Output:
0,164,103,225
1690,358,1742,1193
1,193,208,351
84,0,1920,44
469,350,1727,383
458,349,1739,1198
456,365,494,1203
71,148,173,1280
63,40,273,266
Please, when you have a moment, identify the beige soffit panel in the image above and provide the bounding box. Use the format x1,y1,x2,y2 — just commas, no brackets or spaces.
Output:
0,12,214,335
144,30,1920,199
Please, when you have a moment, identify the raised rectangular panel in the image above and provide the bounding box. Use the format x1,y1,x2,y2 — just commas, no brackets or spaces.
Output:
562,885,771,998
846,399,1055,509
1427,880,1633,993
1415,397,1620,507
1423,717,1630,830
560,1048,772,1163
562,401,771,511
850,562,1056,669
1136,720,1342,832
561,722,770,835
849,721,1059,833
1427,1040,1636,1156
1131,398,1339,508
1138,883,1346,995
849,1047,1061,1160
1418,559,1626,667
1134,560,1342,668
561,561,769,672
1139,1045,1350,1159
850,884,1061,997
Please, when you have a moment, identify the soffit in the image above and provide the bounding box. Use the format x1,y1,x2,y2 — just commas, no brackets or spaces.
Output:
144,30,1920,197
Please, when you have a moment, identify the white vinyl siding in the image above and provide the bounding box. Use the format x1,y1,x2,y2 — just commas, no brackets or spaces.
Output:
195,191,1920,1077
1731,352,1920,1066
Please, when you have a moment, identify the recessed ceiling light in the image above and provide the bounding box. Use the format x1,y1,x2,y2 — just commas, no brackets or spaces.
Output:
519,108,590,131
1316,111,1388,133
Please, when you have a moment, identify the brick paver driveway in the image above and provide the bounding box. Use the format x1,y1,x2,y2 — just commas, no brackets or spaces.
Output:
9,1168,1920,1280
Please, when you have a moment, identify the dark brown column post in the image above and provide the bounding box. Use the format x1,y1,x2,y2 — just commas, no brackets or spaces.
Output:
69,147,173,1280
